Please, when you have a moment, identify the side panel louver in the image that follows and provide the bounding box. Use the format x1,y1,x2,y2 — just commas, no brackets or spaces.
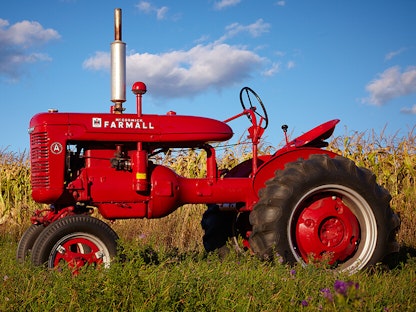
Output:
30,132,49,188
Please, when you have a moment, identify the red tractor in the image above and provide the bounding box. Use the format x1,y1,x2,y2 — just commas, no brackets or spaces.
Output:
17,9,399,274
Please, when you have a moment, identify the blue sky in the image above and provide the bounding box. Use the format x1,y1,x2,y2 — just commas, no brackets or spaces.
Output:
1,0,415,153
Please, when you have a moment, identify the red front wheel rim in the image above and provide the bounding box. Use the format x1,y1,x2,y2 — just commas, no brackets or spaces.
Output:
50,233,110,273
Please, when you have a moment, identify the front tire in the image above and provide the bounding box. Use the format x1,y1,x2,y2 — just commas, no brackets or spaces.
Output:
249,154,400,274
31,215,119,272
16,224,45,263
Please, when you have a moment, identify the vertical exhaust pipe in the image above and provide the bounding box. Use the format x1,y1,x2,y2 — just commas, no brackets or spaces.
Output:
111,8,126,113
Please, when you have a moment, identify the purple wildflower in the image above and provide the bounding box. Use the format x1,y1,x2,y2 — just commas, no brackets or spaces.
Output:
275,252,284,264
320,287,333,302
290,269,296,277
353,281,359,290
334,280,359,297
301,300,309,307
334,280,349,296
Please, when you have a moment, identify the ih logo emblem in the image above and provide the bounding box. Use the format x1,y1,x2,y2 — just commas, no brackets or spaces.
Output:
92,117,102,128
50,142,63,155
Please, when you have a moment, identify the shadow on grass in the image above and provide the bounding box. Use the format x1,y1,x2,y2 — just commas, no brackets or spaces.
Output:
380,245,416,271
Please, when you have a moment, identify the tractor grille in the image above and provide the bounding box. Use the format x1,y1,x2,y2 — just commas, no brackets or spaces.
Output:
30,131,50,188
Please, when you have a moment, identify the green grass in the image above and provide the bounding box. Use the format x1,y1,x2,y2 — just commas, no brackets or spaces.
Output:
1,236,416,311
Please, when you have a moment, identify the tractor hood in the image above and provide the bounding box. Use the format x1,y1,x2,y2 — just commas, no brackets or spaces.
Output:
29,111,234,146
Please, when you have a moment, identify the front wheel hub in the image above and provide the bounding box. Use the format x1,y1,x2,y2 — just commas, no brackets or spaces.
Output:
53,237,103,274
295,196,360,264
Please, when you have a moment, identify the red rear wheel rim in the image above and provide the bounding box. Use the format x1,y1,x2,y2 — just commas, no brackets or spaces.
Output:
295,195,360,264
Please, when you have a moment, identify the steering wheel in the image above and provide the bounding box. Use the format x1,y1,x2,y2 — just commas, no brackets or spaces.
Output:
239,87,269,129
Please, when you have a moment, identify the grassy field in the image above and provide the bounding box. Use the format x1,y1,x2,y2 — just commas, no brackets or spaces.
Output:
0,129,415,311
1,236,416,311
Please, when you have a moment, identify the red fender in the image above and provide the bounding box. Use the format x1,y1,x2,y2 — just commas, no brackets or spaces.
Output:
252,119,340,198
252,148,339,199
284,119,339,148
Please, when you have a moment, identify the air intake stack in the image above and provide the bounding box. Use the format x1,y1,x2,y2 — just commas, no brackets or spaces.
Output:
111,8,126,113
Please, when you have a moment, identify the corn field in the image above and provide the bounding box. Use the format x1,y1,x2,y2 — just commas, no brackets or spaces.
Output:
0,130,415,251
0,149,40,226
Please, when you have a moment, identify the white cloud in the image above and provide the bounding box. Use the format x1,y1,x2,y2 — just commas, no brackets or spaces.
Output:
0,18,60,80
261,59,294,77
400,104,416,114
136,1,169,20
136,1,152,13
194,35,210,44
156,6,169,20
287,60,295,69
11,52,52,64
263,62,280,77
82,51,109,70
276,1,286,7
217,19,270,43
84,43,263,98
0,19,9,28
229,19,270,37
1,20,60,47
385,48,406,61
214,0,241,10
275,50,285,57
363,66,416,105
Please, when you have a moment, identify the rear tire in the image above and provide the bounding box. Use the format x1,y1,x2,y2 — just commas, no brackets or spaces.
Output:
201,205,251,256
249,154,400,274
201,204,235,256
31,215,118,271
